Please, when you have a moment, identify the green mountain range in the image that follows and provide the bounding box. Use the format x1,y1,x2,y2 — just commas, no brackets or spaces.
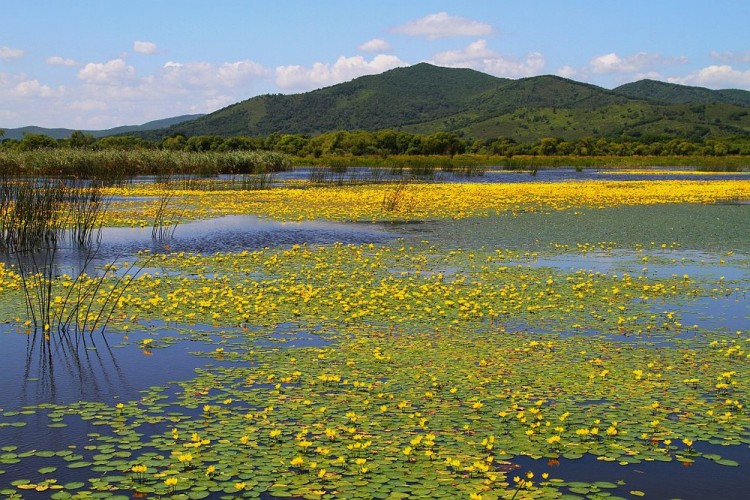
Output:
148,63,750,142
0,114,204,141
6,63,750,144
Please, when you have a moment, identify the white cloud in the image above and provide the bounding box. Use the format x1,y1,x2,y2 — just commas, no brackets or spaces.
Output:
69,99,108,112
0,75,59,99
16,79,57,98
133,40,158,55
162,59,270,88
217,60,270,86
0,46,24,61
557,66,577,79
669,65,750,89
392,12,493,40
359,38,392,53
431,40,545,78
710,50,750,63
47,55,79,67
589,52,687,74
78,58,137,84
275,54,407,91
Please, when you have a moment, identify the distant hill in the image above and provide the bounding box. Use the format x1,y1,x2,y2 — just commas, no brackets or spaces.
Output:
614,79,750,106
0,114,205,141
6,64,750,143
144,63,750,142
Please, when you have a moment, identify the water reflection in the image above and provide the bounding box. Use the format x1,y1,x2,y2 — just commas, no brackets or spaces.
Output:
276,166,750,185
20,329,129,405
0,215,400,282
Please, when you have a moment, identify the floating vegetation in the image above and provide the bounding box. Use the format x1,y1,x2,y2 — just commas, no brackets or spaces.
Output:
0,172,747,498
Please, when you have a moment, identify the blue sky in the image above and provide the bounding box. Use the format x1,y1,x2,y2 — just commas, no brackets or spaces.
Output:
2,0,749,129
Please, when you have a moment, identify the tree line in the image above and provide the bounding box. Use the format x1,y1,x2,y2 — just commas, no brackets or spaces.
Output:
2,128,750,157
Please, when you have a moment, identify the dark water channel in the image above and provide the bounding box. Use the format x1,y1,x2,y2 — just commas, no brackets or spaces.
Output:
2,214,402,279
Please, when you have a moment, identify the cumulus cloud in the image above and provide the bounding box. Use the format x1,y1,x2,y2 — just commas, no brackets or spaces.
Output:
47,55,79,67
0,74,59,99
557,66,577,79
431,40,545,78
162,59,270,88
78,58,137,84
392,12,493,40
359,38,392,53
15,79,57,98
133,40,158,55
275,54,407,91
669,65,750,89
0,46,25,61
589,52,687,74
710,50,750,63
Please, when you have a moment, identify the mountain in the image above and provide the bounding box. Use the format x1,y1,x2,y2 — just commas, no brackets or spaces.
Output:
7,64,750,143
147,63,750,142
150,64,504,138
1,114,205,141
614,79,750,106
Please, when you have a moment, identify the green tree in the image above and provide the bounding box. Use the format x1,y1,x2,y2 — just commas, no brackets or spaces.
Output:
18,133,58,151
69,130,95,148
161,134,187,151
421,132,465,156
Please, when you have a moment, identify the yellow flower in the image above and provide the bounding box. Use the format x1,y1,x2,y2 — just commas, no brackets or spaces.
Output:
164,477,178,487
290,456,304,467
234,482,247,491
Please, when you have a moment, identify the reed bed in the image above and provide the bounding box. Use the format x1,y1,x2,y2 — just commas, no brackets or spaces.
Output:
293,153,750,170
0,175,154,335
0,149,291,178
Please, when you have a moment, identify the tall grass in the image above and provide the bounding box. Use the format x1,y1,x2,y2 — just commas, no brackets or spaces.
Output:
0,149,292,178
381,179,416,213
0,175,144,336
152,185,180,240
293,154,750,170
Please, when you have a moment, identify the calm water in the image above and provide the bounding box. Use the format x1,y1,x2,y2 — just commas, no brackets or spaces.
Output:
0,172,748,498
274,166,750,184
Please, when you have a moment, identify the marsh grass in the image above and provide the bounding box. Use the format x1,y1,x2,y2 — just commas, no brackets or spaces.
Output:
163,172,277,191
0,175,146,335
152,185,181,240
0,149,292,178
295,153,750,170
308,166,394,186
382,179,416,213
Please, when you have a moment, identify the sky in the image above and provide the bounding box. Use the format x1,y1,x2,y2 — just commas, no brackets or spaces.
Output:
1,0,749,130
